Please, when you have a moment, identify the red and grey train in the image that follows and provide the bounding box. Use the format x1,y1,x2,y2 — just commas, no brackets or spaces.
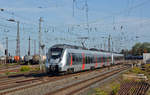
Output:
45,44,124,74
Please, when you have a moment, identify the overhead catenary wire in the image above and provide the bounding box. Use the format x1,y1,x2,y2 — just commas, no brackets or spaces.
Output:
71,0,150,27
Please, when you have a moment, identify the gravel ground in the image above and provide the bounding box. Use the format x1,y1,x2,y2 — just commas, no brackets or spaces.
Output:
4,66,122,95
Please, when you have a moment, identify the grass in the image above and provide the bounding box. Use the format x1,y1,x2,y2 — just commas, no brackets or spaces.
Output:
31,67,40,72
111,82,120,95
20,66,31,72
2,65,40,76
95,88,108,95
0,63,19,67
129,65,150,80
5,71,18,75
129,67,144,74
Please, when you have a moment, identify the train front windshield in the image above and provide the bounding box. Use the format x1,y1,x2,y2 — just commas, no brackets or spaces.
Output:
48,48,63,60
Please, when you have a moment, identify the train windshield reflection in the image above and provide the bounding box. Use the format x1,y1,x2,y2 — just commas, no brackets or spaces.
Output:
50,48,63,59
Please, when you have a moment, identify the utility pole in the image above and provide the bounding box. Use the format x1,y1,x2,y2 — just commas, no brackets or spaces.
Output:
34,40,36,55
16,21,20,58
102,37,106,51
7,19,20,61
112,41,114,52
108,35,111,52
38,17,43,71
28,36,31,56
4,29,9,63
39,17,42,56
5,37,8,63
72,0,75,17
85,0,89,33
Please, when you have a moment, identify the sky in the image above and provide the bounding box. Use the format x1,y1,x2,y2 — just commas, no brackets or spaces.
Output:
0,0,150,56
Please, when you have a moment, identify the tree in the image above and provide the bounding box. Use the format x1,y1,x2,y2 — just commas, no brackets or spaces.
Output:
131,42,150,56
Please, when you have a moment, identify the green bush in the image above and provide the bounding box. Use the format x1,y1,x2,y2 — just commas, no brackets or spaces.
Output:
20,66,31,72
32,67,40,72
111,83,120,95
95,88,107,95
5,71,10,75
130,67,144,74
143,64,150,72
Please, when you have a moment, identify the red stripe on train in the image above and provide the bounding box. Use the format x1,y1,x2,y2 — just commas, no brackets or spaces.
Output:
70,54,73,66
82,53,85,70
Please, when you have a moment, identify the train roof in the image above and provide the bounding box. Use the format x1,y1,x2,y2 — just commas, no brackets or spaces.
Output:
51,44,109,52
50,44,87,50
50,44,124,55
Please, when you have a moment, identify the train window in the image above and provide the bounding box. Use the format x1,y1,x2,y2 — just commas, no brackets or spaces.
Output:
100,57,102,63
97,57,99,63
79,56,81,63
76,56,78,62
79,56,82,63
91,57,93,63
96,56,97,63
78,55,80,63
79,54,82,63
91,57,94,63
89,57,91,63
85,56,86,64
94,56,96,63
108,57,110,61
78,56,80,63
76,54,80,63
85,56,87,64
104,56,106,62
72,55,75,62
98,57,100,63
101,57,103,63
86,56,88,64
109,57,111,61
106,57,108,62
89,56,91,64
90,57,92,63
99,57,101,63
103,56,105,62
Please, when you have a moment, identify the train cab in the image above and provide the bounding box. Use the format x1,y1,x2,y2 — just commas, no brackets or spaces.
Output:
45,47,64,73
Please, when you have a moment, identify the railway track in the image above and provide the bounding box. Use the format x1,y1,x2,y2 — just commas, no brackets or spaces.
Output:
0,65,19,69
0,65,127,95
0,65,39,75
118,81,150,95
45,66,128,95
0,65,20,71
